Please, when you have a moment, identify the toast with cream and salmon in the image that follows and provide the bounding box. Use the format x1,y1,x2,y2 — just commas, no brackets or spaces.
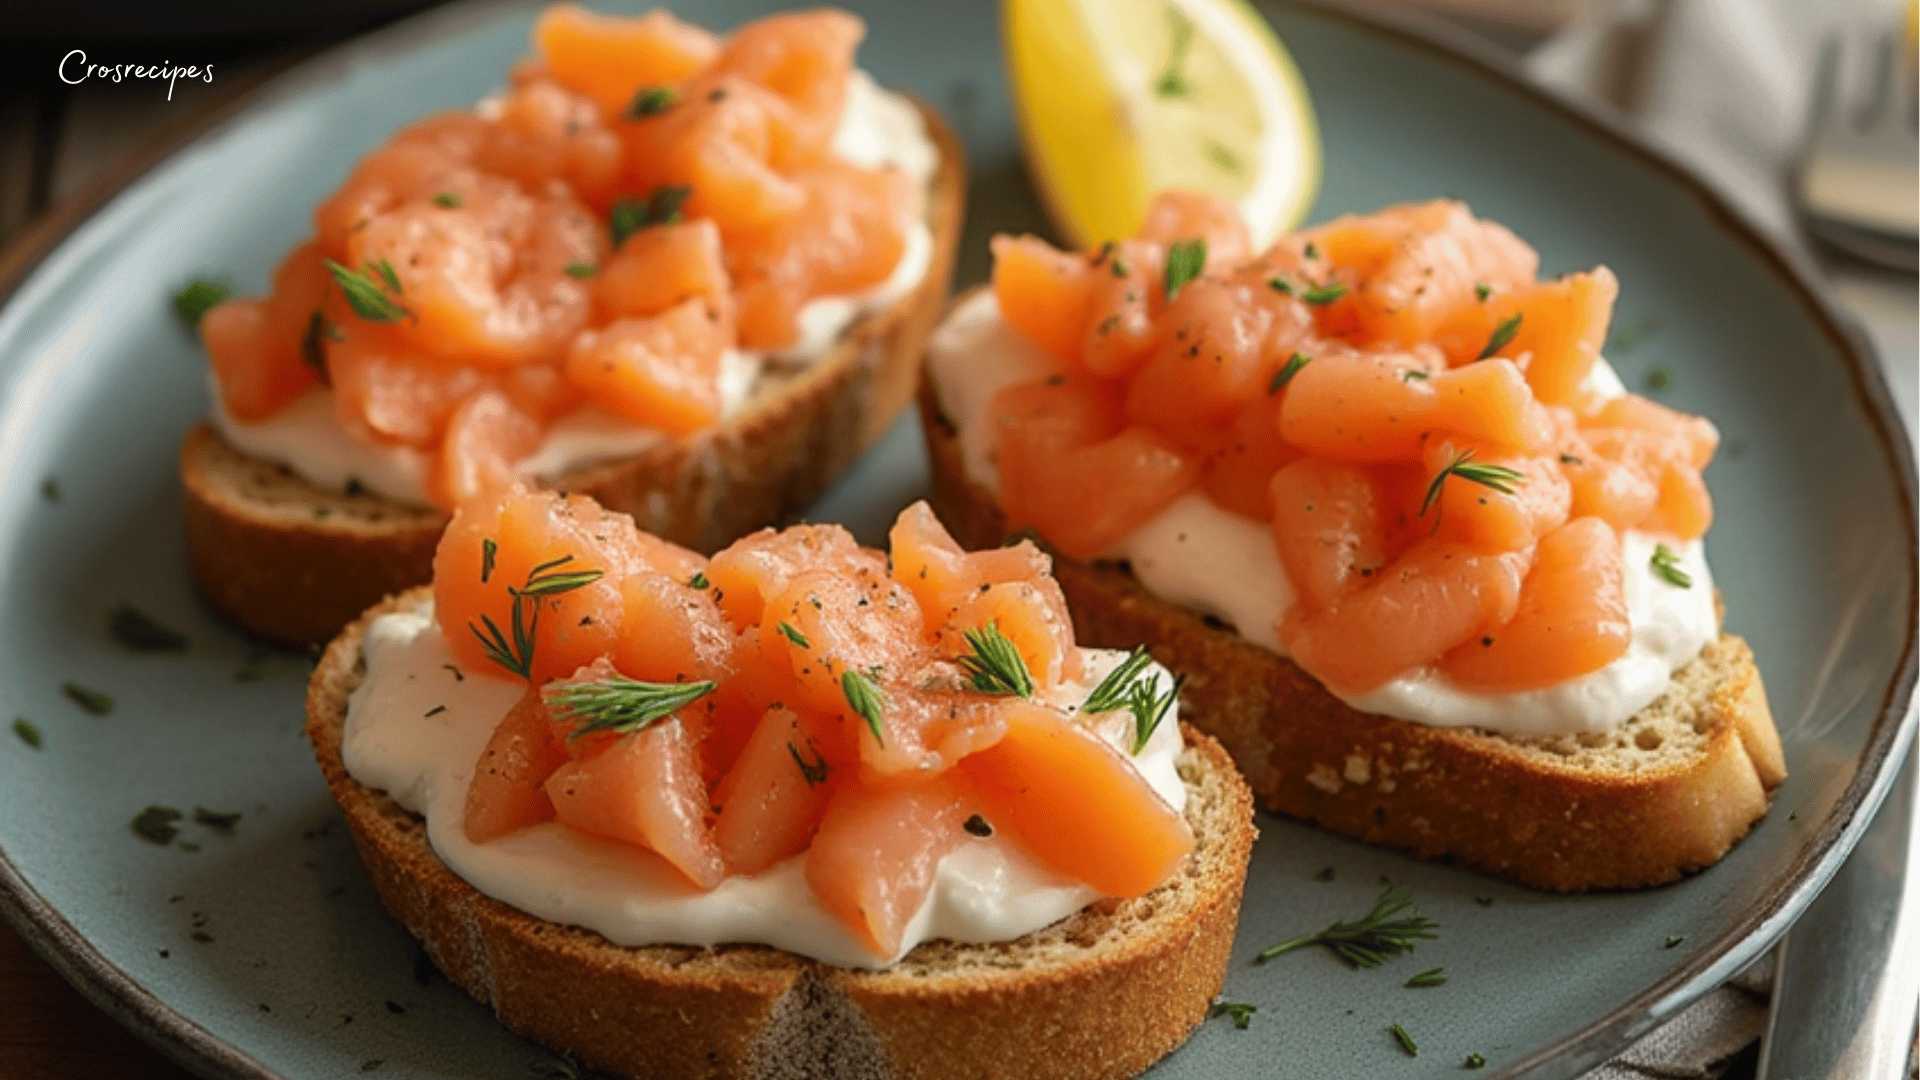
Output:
184,4,965,647
305,486,1254,1080
919,193,1784,892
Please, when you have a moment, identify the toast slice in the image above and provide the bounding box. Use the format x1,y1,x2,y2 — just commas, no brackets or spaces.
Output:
307,589,1257,1080
918,376,1787,893
184,96,966,649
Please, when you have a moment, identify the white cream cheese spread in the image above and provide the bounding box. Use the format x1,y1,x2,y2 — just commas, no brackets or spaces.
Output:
211,70,937,507
924,289,1720,739
342,603,1187,970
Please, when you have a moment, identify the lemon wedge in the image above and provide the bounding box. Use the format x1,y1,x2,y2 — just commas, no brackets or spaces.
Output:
1004,0,1321,250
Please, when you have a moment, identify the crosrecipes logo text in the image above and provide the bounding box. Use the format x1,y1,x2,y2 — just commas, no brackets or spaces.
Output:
58,50,213,100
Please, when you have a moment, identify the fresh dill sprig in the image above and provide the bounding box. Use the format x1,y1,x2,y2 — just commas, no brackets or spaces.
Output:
1301,281,1347,305
778,621,811,649
1649,544,1693,588
1254,884,1439,967
1163,238,1208,300
1420,449,1524,518
1404,966,1447,988
432,191,462,208
689,571,710,590
325,259,408,322
1208,1001,1256,1029
1268,352,1311,394
1267,276,1294,295
545,675,717,740
172,278,230,326
468,556,605,679
1475,282,1491,302
841,670,887,747
1476,312,1523,360
563,262,596,279
480,538,498,584
1083,646,1178,754
1389,1023,1419,1057
956,622,1033,698
108,604,189,653
1464,1053,1488,1069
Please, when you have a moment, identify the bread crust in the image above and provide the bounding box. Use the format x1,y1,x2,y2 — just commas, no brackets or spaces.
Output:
307,589,1256,1080
918,372,1786,893
184,96,966,648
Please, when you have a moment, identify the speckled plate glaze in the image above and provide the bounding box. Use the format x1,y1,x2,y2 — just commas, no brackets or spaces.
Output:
0,2,1912,1078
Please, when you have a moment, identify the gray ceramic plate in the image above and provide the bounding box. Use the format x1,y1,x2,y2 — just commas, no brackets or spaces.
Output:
0,2,1913,1078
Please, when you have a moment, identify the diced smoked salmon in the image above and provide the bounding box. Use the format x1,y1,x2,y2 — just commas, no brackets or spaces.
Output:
429,388,544,509
706,522,877,629
712,706,840,876
1268,458,1389,611
804,776,967,958
592,219,733,322
545,715,726,890
991,235,1098,365
963,701,1193,898
563,297,728,436
464,686,569,843
534,3,720,119
1440,517,1629,691
707,9,863,165
1125,277,1315,432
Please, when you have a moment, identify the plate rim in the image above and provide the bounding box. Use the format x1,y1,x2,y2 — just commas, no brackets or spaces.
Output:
0,1,1913,1078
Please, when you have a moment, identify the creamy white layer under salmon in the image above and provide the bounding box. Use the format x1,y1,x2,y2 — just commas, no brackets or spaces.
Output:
343,485,1193,966
200,4,935,510
927,193,1724,734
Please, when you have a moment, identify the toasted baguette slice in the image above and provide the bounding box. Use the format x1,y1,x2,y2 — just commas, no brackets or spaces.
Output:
918,378,1786,893
307,588,1256,1080
183,97,966,649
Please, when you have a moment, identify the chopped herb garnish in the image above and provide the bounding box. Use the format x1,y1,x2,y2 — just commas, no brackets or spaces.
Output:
1314,866,1336,882
1402,368,1430,382
1255,884,1438,967
1475,283,1491,302
13,719,40,749
1083,646,1177,754
841,670,887,747
689,571,709,590
1153,3,1195,97
1163,238,1207,300
480,538,498,584
40,479,59,503
172,279,231,327
1267,276,1294,295
1650,544,1692,588
1301,281,1347,305
1559,453,1584,466
1644,367,1671,392
370,258,402,295
964,813,993,837
193,807,241,835
132,806,183,846
788,740,830,786
1390,1023,1419,1057
1663,934,1685,949
109,604,189,653
1465,1053,1488,1069
1421,449,1524,519
1477,312,1523,360
432,191,462,208
325,259,408,323
625,84,679,118
609,186,692,248
1204,140,1243,174
1208,1001,1257,1029
546,676,717,740
468,556,606,679
1269,352,1311,394
956,622,1033,698
424,704,447,717
63,682,114,715
1404,967,1447,988
1110,256,1129,278
778,621,812,649
563,262,596,279
1607,313,1663,354
1302,241,1319,260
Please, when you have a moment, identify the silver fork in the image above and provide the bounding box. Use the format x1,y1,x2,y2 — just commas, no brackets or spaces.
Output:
1795,25,1919,271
